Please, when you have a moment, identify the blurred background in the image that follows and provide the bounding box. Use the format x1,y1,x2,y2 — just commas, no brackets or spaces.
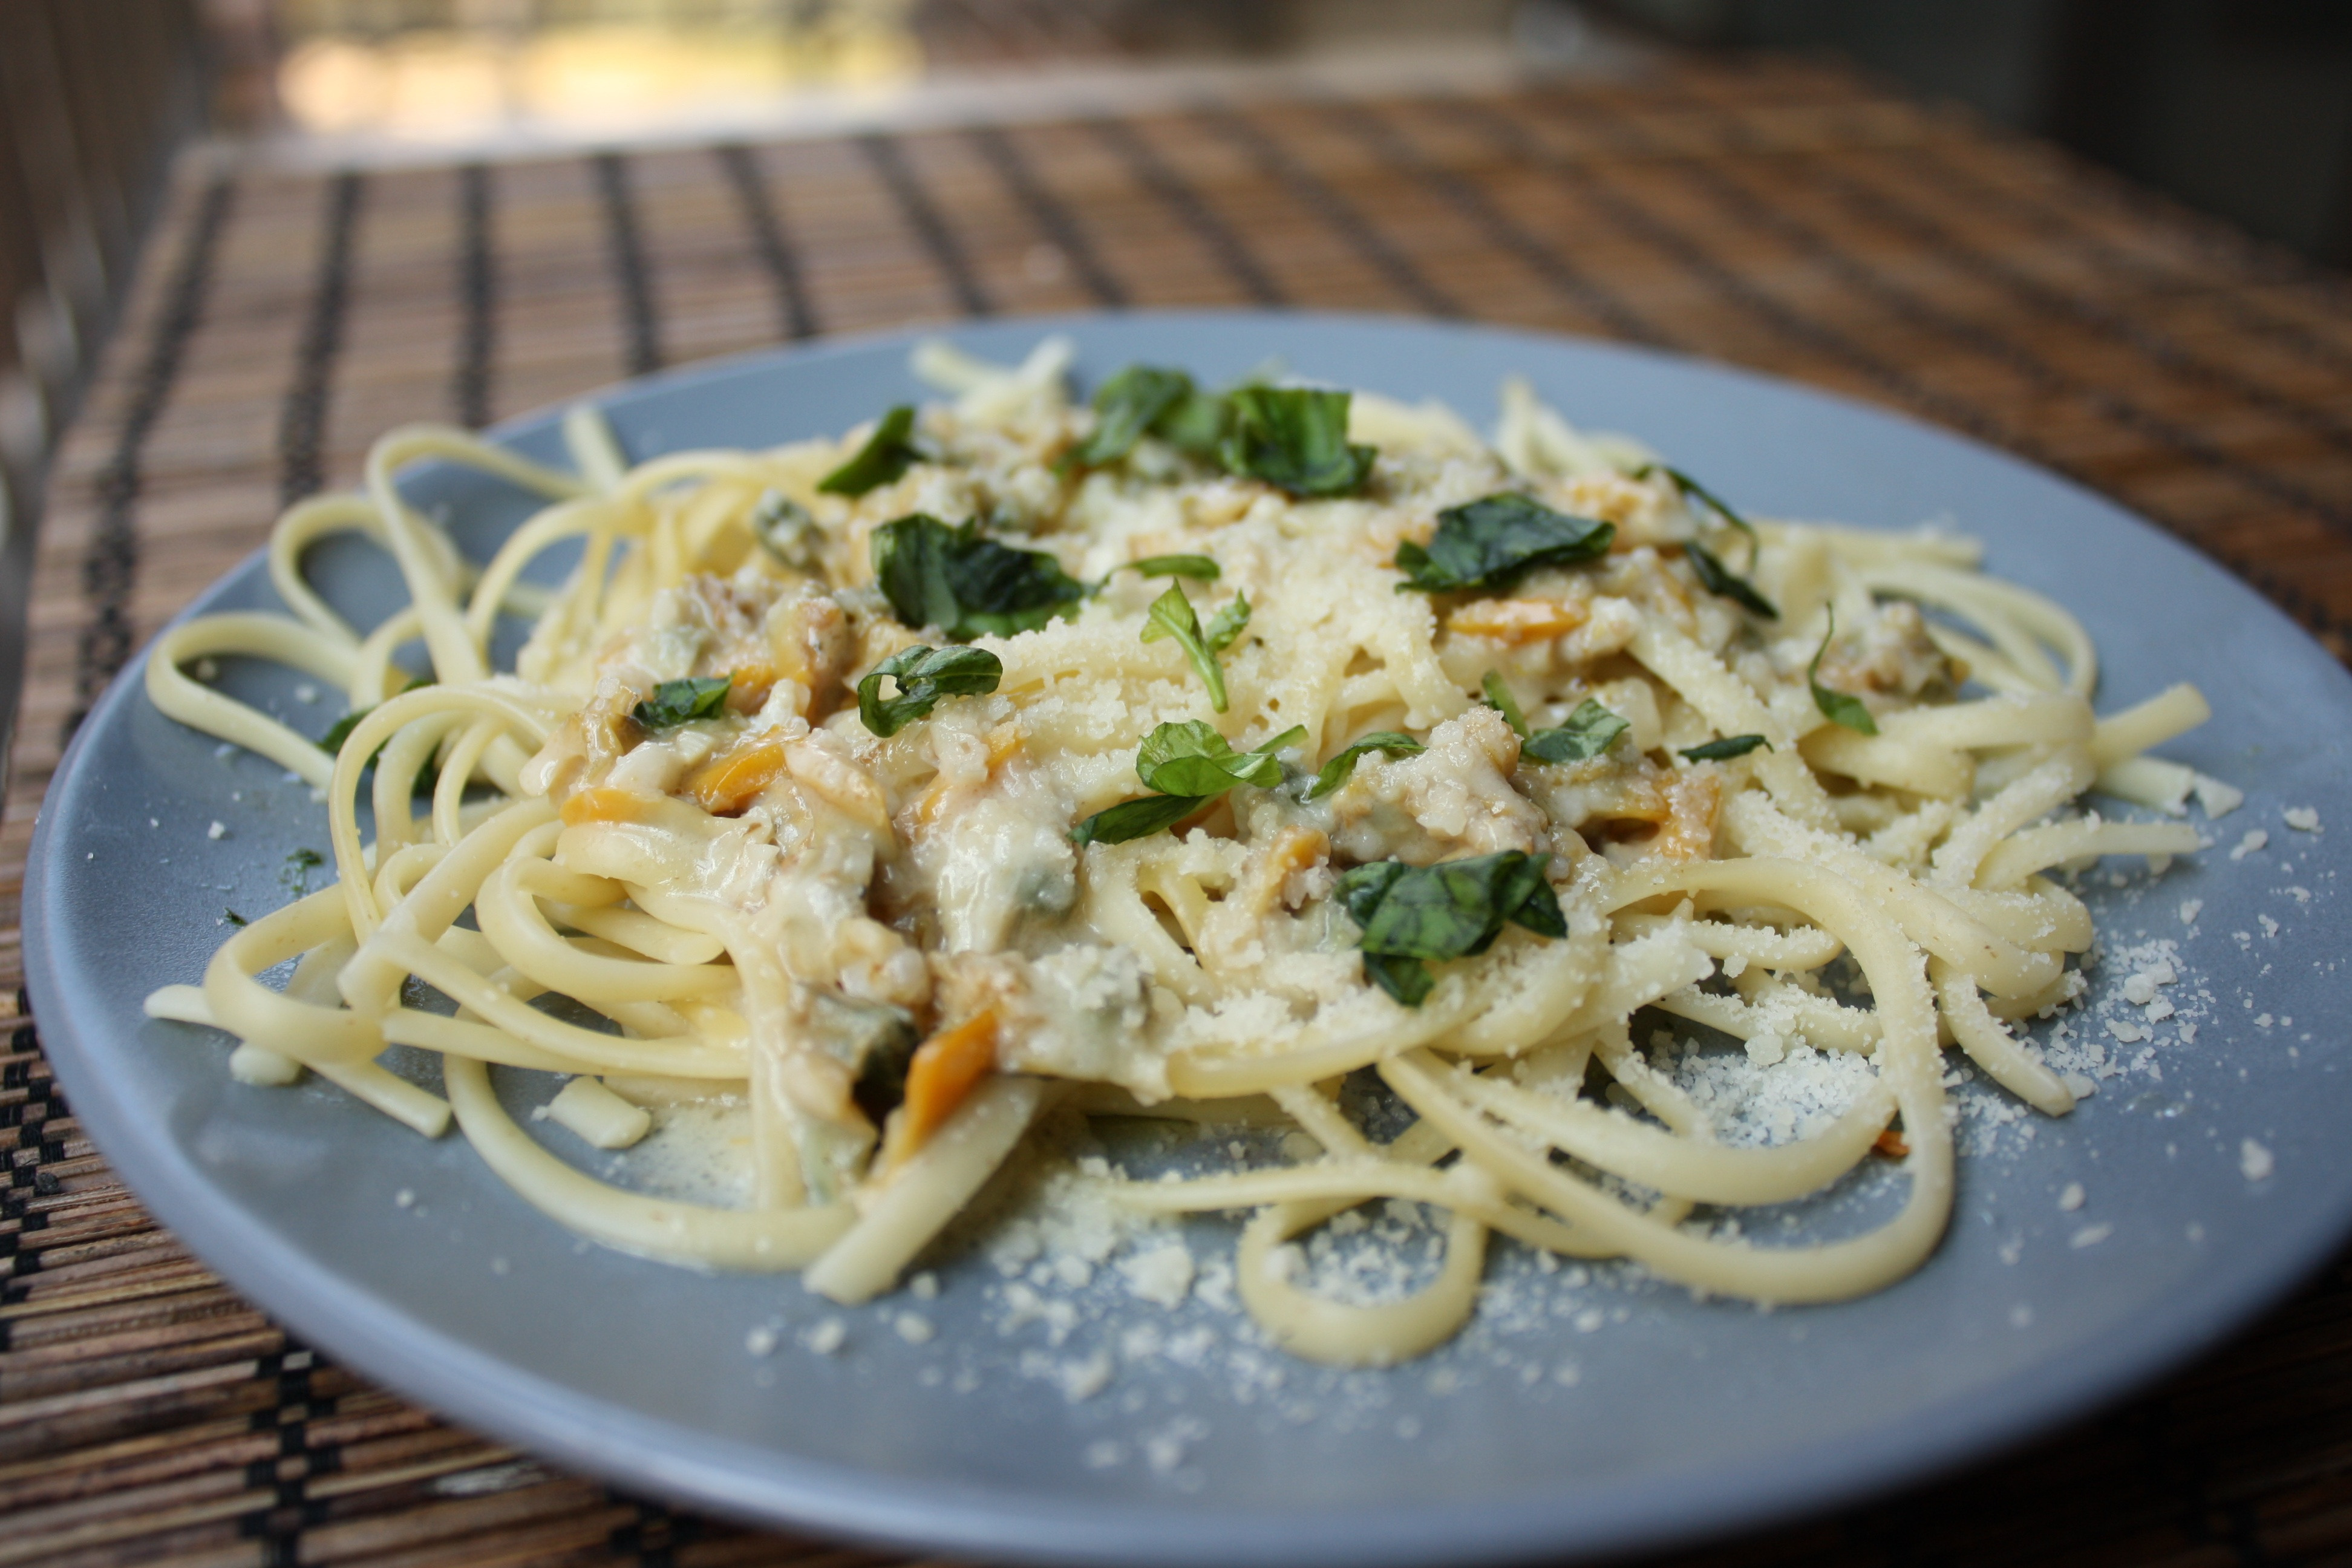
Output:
5,0,2351,596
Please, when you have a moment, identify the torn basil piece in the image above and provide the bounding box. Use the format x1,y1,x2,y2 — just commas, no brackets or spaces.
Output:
856,645,1004,737
1681,734,1771,761
1394,494,1614,594
1071,365,1194,468
1111,554,1221,582
1639,463,1757,552
871,514,1088,641
1142,583,1232,712
1072,722,1305,846
1481,671,1530,738
1685,538,1779,619
1220,386,1376,498
1334,849,1566,1007
1523,699,1630,765
632,676,732,731
1070,792,1207,848
1305,731,1424,800
817,405,924,496
1203,592,1249,654
1135,720,1305,797
1154,385,1232,457
1810,608,1878,735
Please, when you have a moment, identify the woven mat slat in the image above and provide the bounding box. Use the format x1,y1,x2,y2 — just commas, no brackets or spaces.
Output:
11,54,2352,1565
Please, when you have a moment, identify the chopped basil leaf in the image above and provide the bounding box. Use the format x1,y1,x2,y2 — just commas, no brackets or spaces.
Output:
1393,494,1615,594
1685,538,1779,619
1155,385,1232,457
1073,722,1305,846
1362,951,1435,1007
751,490,821,569
1481,671,1530,738
1071,365,1194,468
319,710,367,754
1681,733,1771,761
1334,850,1565,1006
1809,608,1878,735
1135,720,1305,797
1220,387,1376,497
1640,463,1757,552
1114,554,1221,581
318,673,431,757
817,405,924,496
633,676,732,731
1070,792,1207,848
856,645,1004,737
1142,583,1231,712
318,678,442,794
282,847,325,895
1203,592,1250,653
871,513,1089,641
1306,731,1423,799
223,907,247,927
1523,699,1630,765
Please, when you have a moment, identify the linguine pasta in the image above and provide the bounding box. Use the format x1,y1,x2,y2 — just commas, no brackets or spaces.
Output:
142,338,2218,1366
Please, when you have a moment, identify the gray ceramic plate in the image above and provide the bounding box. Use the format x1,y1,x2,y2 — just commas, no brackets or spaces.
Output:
27,313,2352,1567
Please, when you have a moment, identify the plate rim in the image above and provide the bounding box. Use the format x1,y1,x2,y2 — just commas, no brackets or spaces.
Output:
24,307,2352,1567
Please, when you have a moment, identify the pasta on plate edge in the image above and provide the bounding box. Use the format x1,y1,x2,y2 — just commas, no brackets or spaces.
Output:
137,336,2218,1367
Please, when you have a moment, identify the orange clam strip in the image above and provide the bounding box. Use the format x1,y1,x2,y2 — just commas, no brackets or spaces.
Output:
719,661,778,714
1233,826,1328,924
685,738,788,817
1654,771,1724,861
885,1010,1000,1169
558,786,661,826
1445,598,1588,644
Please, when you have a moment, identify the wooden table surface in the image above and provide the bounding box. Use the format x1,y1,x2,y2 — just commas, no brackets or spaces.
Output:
11,52,2352,1567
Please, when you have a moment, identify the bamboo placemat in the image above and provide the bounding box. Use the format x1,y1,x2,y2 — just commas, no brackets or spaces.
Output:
12,53,2352,1567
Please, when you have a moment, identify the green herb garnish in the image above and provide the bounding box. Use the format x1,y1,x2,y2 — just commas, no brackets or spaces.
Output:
1809,608,1878,735
1684,538,1779,619
817,405,924,496
223,908,247,927
319,710,368,755
1641,463,1757,556
1142,583,1244,712
1135,720,1304,796
1306,731,1424,799
1203,592,1249,653
1069,794,1207,848
856,645,1004,737
1070,365,1194,469
1523,699,1630,765
1681,734,1771,761
283,847,325,894
1111,554,1221,582
632,676,732,731
1220,387,1375,498
1334,851,1567,1007
1481,671,1530,738
1638,463,1776,616
871,514,1089,641
318,678,439,794
1393,494,1614,595
1071,722,1307,846
1156,385,1232,457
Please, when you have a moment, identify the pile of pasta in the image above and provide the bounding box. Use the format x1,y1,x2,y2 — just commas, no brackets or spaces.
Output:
144,338,2215,1365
